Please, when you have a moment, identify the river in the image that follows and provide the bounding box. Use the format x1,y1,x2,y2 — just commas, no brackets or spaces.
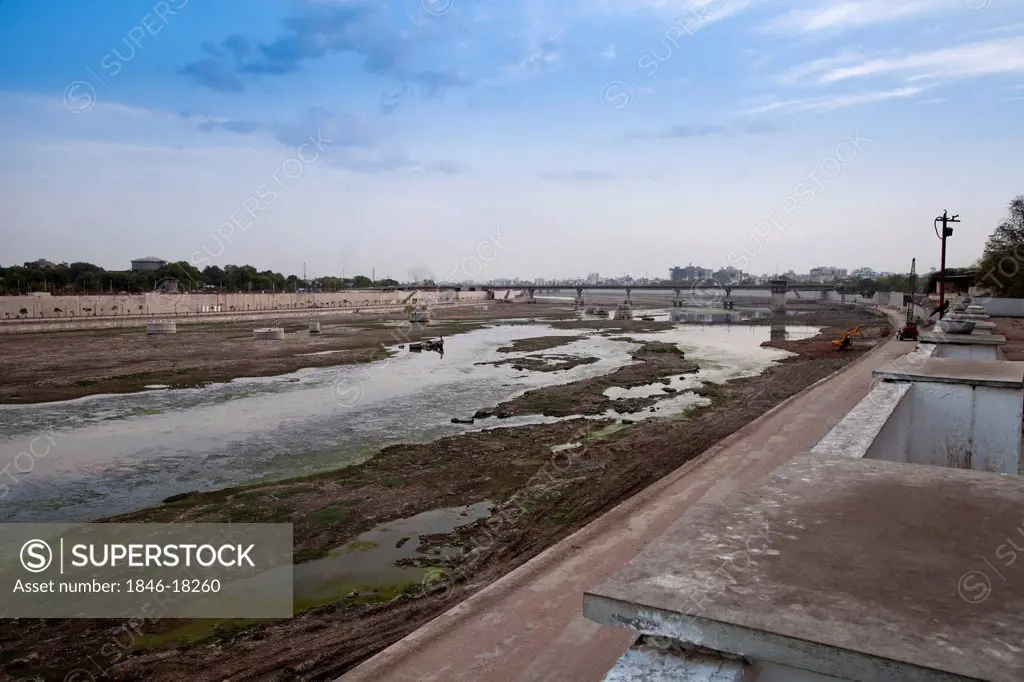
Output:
0,318,817,523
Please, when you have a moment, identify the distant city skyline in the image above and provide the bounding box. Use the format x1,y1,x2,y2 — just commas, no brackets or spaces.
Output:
3,256,940,287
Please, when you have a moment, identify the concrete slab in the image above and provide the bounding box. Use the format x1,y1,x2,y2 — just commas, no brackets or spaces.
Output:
961,321,997,330
949,314,993,323
583,455,1024,682
872,357,1024,388
919,330,1006,346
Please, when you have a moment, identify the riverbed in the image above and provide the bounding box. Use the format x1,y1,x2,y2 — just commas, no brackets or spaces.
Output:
0,321,816,522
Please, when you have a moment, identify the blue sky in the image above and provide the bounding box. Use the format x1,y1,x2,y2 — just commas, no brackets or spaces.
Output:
1,0,1022,281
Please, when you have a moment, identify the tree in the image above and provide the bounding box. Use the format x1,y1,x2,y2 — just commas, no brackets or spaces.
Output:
855,278,876,298
350,275,373,288
978,195,1024,297
202,265,225,288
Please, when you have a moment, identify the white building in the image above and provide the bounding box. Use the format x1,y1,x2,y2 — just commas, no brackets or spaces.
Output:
131,257,168,272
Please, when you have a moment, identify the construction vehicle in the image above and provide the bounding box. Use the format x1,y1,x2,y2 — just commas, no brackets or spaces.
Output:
832,327,864,350
897,258,920,341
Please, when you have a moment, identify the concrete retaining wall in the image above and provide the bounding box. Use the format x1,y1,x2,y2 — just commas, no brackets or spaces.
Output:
975,297,1024,317
0,290,499,322
813,371,1021,474
932,344,1001,361
0,291,514,335
873,291,905,308
867,382,1021,473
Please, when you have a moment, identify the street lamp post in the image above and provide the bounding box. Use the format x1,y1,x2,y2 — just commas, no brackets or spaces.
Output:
934,210,960,320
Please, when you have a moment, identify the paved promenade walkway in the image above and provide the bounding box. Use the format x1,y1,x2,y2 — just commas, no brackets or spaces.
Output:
343,315,910,682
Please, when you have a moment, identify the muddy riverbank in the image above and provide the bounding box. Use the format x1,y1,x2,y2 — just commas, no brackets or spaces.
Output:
0,308,887,681
476,341,699,418
0,304,578,404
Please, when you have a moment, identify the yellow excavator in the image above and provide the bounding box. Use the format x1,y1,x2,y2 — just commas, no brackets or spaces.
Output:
832,326,864,350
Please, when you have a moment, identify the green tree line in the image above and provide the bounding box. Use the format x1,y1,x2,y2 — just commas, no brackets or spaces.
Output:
978,195,1024,297
0,261,399,295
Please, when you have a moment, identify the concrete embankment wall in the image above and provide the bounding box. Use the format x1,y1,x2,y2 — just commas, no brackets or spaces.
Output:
814,375,1021,475
873,292,905,308
866,382,1022,473
0,290,513,334
0,290,497,321
975,297,1024,317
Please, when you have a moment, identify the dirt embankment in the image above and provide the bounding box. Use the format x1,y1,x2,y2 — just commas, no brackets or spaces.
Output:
763,316,891,357
995,317,1024,361
475,335,599,373
476,342,699,418
495,335,580,353
478,354,601,373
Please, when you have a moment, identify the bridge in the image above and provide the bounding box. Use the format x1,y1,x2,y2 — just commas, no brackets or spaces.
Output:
433,281,844,308
384,281,849,309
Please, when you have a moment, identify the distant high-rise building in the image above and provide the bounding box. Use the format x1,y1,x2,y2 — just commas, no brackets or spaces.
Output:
587,272,600,285
671,264,712,282
808,266,847,283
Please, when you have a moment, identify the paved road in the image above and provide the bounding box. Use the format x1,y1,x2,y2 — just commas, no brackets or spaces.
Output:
342,313,910,682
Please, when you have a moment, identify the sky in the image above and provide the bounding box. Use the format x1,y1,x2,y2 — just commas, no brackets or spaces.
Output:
1,0,1023,282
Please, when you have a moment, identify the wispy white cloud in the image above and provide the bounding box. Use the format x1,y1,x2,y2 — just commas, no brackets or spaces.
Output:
742,86,927,114
968,21,1024,38
764,0,949,34
773,50,865,85
818,37,1024,84
590,0,762,27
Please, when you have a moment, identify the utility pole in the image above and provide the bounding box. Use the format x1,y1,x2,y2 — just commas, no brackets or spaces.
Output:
934,210,960,320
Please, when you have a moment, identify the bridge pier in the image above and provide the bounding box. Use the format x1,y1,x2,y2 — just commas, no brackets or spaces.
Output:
673,288,683,308
575,287,584,310
723,286,734,310
624,287,633,306
770,279,788,314
526,287,536,304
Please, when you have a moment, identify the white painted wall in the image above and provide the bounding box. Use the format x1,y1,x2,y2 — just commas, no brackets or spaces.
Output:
0,289,495,320
873,291,905,307
932,345,1000,361
866,382,1021,474
975,297,1024,317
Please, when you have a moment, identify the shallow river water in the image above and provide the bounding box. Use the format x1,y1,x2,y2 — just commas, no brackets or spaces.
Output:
0,320,816,522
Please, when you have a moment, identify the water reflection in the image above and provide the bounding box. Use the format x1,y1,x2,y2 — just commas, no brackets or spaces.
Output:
669,309,770,324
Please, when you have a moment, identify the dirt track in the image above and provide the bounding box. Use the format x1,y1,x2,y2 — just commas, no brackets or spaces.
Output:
0,304,887,681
